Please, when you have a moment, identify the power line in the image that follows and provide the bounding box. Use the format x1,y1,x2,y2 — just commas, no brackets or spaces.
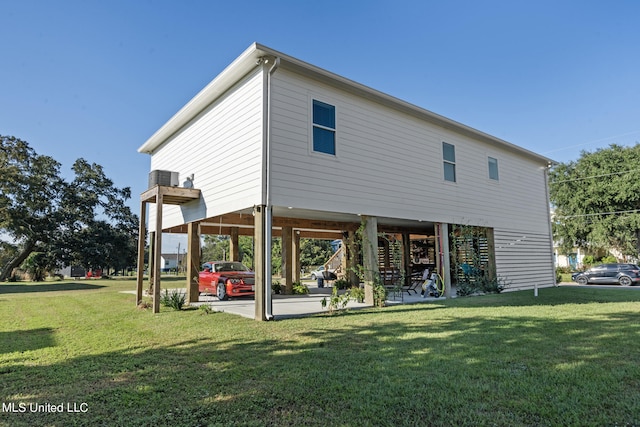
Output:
555,209,640,219
542,130,640,156
551,168,640,184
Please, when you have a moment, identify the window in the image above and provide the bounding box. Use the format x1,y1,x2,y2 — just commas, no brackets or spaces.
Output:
488,157,499,181
442,142,456,182
312,99,336,155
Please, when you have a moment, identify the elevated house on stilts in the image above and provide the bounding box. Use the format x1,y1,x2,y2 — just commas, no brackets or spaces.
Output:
136,43,555,319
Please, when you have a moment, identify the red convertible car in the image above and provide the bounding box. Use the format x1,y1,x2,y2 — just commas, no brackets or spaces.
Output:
198,261,255,301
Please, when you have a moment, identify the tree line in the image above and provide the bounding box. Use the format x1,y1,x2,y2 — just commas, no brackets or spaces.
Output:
549,143,640,262
0,135,138,281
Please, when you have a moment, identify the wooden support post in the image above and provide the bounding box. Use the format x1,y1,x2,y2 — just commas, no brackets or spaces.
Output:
148,231,155,295
293,230,301,283
341,233,348,283
361,216,379,305
230,227,239,262
437,223,452,298
347,230,359,287
136,200,147,305
186,221,200,303
485,227,497,281
402,233,411,286
152,192,163,314
282,226,293,293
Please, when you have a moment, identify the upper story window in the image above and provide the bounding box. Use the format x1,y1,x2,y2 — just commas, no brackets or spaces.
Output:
488,157,499,181
312,99,336,155
442,142,456,182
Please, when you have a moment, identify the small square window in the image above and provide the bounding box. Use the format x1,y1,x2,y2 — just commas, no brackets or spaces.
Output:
313,127,336,155
488,157,499,181
443,142,456,163
313,100,335,128
444,162,456,182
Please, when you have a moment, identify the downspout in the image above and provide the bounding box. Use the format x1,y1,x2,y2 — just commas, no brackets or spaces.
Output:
543,164,556,287
264,56,280,320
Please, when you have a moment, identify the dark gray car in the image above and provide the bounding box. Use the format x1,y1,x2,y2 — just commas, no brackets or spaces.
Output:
571,263,640,286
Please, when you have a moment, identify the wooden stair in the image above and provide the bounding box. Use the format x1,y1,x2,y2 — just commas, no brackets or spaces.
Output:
324,245,344,278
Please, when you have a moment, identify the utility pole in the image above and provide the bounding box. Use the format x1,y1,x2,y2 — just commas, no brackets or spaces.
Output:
176,242,180,275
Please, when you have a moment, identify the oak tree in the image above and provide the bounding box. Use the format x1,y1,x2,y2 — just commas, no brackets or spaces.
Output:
0,136,138,280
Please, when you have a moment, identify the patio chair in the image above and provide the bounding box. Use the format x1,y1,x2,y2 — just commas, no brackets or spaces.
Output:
407,269,429,295
380,268,403,300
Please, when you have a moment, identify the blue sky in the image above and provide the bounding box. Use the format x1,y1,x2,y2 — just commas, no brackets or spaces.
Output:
2,0,640,251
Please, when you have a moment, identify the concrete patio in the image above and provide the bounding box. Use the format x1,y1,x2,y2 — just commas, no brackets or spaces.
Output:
188,281,447,320
130,279,449,319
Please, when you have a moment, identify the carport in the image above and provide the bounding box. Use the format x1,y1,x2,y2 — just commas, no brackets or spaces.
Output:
135,188,457,319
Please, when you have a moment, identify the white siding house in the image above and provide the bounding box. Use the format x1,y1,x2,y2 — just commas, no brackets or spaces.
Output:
138,43,555,317
160,253,185,271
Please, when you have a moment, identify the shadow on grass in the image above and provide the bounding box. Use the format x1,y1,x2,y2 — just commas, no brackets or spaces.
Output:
443,285,640,308
0,282,106,294
1,305,638,426
0,328,56,355
301,286,640,319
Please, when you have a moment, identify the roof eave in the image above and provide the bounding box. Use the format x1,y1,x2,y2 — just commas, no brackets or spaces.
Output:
137,42,269,154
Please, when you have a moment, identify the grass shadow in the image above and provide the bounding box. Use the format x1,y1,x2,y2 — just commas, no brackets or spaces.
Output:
445,285,640,308
1,305,639,426
0,328,56,355
0,282,106,294
1,287,639,425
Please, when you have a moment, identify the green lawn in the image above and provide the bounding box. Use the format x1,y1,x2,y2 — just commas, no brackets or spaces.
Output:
1,279,639,426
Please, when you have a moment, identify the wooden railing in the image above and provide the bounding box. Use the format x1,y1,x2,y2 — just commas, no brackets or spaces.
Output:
324,245,344,278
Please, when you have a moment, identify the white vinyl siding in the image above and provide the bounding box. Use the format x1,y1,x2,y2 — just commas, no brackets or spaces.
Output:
268,68,550,233
148,69,264,230
494,229,555,289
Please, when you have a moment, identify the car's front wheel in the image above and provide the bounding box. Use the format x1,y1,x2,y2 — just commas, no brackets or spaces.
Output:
310,274,316,280
216,282,228,300
619,276,632,286
576,275,588,285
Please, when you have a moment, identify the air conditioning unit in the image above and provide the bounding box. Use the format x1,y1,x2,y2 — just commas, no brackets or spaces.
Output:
148,170,179,188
